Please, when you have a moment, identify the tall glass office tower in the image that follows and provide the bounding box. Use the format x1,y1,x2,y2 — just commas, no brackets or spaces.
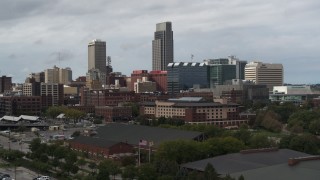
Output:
152,22,174,71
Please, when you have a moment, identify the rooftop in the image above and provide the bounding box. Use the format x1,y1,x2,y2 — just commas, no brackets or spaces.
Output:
95,123,203,147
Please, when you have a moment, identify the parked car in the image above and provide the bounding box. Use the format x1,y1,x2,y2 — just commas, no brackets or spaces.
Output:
33,175,50,180
0,173,10,180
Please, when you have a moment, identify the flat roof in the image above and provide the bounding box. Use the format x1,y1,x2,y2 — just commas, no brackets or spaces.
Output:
182,149,312,176
95,123,203,147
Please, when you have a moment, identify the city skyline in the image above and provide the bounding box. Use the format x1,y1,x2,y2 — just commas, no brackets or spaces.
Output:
0,0,319,84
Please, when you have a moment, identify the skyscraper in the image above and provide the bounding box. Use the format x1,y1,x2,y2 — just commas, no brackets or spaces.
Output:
87,39,107,89
88,39,106,72
152,22,174,71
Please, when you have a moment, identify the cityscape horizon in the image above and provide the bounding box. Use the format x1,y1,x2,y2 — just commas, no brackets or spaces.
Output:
1,1,319,84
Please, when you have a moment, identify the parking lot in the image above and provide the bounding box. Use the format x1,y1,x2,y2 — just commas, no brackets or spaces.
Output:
0,125,89,180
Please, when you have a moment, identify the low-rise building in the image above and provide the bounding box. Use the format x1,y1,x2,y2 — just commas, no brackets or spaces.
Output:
95,106,132,122
0,96,42,116
68,136,134,159
270,85,320,105
140,97,248,127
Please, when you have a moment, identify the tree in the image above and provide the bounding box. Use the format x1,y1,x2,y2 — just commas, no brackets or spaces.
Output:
205,137,245,157
289,134,320,154
288,110,320,130
64,108,85,123
269,102,297,123
121,156,136,167
88,162,97,174
99,160,121,180
260,110,282,132
122,165,137,180
77,158,87,171
97,168,110,180
29,138,41,152
309,119,320,135
238,175,245,180
154,159,179,177
204,163,220,180
233,128,252,145
156,140,203,164
248,134,273,149
138,163,157,180
46,106,65,119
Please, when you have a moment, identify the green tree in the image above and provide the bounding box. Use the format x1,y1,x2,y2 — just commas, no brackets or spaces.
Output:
309,119,320,135
156,140,203,164
46,106,65,119
204,163,220,180
77,158,87,170
64,108,85,124
122,165,137,180
248,134,273,149
99,159,121,180
154,159,179,177
260,110,282,132
269,102,297,123
238,174,245,180
138,163,157,180
205,137,245,157
29,138,41,153
88,162,97,174
288,110,319,130
289,134,320,154
121,156,136,166
233,128,252,145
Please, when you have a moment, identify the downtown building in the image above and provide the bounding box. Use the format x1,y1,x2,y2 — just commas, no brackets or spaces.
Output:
44,65,72,85
152,22,174,71
130,70,167,93
204,56,247,87
41,83,64,107
87,39,107,89
140,97,248,127
167,62,209,95
0,76,12,94
245,62,283,90
0,96,42,116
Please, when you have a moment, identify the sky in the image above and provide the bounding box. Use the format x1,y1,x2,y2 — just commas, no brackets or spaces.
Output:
0,0,319,84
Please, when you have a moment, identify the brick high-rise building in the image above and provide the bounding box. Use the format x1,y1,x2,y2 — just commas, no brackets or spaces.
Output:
149,70,167,92
0,76,12,93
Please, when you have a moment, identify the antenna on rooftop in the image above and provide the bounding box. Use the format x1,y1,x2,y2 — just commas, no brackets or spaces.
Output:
58,52,61,65
191,54,194,62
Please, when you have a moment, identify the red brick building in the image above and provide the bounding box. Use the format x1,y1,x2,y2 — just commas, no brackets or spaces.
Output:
69,136,134,159
130,70,149,91
140,97,248,127
149,70,167,92
95,106,132,122
80,88,136,106
130,70,167,93
0,96,42,116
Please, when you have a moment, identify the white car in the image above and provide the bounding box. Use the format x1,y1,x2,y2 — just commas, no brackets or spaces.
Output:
34,176,50,180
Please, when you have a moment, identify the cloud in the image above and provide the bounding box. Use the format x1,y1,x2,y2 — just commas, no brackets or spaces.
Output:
0,0,320,83
8,54,16,59
47,50,74,64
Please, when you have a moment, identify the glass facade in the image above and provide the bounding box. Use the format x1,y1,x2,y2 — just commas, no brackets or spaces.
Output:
208,64,236,87
167,62,209,94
